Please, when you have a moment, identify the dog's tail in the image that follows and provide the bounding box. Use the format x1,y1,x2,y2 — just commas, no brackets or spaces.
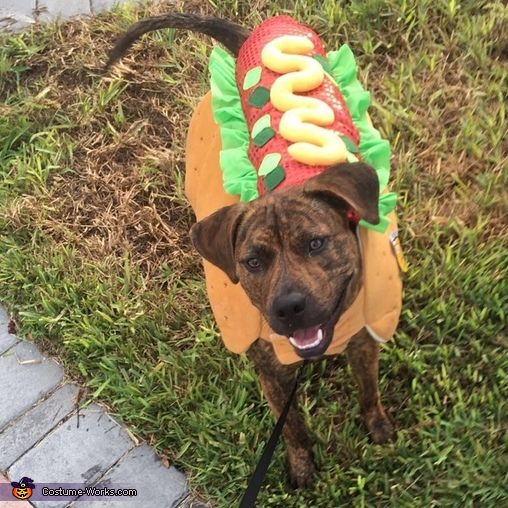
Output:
106,13,251,69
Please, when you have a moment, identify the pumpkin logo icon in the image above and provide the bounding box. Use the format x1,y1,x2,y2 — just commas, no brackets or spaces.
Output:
11,477,35,500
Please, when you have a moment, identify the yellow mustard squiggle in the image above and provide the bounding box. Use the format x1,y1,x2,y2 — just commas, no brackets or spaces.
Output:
261,35,347,166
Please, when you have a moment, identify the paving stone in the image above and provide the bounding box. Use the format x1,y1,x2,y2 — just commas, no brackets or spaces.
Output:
37,0,91,23
69,443,188,507
0,384,79,470
0,306,19,355
9,404,134,508
91,0,129,14
1,0,35,14
0,472,32,507
0,342,63,432
11,339,44,363
0,0,36,31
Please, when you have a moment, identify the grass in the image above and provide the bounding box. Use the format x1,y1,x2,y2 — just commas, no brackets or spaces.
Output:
0,0,507,506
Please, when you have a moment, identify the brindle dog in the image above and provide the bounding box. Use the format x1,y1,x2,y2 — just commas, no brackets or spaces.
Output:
107,13,395,488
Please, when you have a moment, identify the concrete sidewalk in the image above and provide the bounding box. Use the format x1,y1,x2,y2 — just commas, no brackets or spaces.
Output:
1,1,209,506
0,305,208,507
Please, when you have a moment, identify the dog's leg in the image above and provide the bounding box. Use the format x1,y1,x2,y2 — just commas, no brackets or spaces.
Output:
246,339,316,488
346,330,395,443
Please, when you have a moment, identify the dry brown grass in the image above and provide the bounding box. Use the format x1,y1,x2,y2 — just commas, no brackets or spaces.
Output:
4,1,214,281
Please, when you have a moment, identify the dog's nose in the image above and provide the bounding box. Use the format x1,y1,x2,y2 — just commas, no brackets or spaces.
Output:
273,292,306,323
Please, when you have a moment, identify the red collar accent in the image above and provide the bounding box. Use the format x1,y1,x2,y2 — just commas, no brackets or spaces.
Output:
347,209,361,225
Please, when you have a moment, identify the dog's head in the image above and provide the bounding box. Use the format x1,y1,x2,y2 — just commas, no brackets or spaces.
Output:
190,161,380,358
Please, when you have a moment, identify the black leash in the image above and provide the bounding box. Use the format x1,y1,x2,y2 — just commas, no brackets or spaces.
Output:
239,359,309,508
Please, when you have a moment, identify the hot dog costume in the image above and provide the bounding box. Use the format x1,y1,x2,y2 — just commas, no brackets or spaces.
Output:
185,16,406,364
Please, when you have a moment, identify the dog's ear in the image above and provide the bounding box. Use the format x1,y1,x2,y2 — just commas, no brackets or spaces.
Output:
304,162,380,224
190,203,246,284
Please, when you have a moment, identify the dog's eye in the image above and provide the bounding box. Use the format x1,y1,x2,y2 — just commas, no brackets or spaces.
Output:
244,257,262,271
308,237,326,254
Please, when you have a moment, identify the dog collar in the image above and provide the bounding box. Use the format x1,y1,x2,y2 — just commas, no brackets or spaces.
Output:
209,15,397,233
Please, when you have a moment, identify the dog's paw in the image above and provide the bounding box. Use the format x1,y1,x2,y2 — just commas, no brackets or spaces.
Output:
287,455,317,489
367,412,396,444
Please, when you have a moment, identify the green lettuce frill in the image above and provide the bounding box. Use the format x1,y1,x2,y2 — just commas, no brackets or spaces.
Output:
208,45,396,233
327,46,396,232
209,47,258,202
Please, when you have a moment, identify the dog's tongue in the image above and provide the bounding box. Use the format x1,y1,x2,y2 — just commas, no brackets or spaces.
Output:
290,325,322,348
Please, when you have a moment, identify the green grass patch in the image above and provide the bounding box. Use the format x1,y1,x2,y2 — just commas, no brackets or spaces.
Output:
0,0,507,506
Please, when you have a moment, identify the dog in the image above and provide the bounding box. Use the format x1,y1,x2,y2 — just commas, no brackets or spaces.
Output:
107,13,404,488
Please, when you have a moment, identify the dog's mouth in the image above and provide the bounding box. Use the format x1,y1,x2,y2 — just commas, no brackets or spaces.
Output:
287,276,352,359
289,326,324,351
287,314,334,359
